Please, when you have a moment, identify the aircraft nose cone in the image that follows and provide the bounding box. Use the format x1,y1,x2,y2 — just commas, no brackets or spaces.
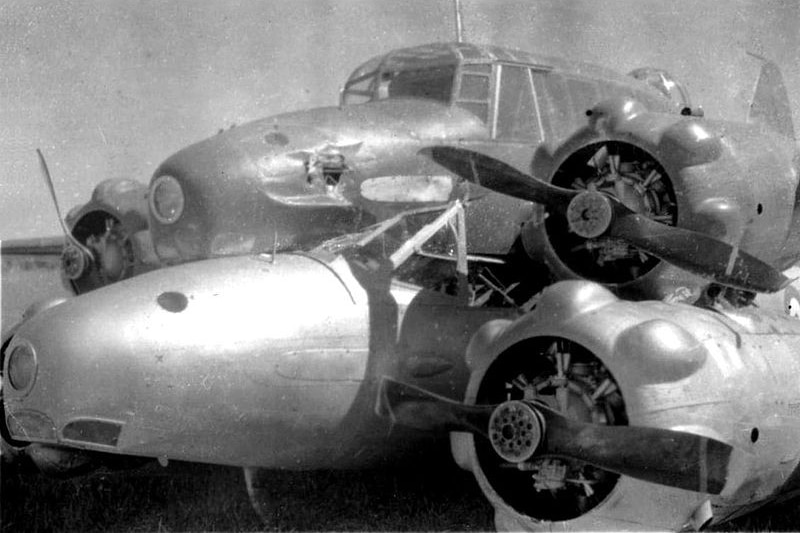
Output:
4,254,369,465
149,133,264,262
149,123,361,263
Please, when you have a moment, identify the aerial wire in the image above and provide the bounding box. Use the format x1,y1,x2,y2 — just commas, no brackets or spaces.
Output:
454,0,465,42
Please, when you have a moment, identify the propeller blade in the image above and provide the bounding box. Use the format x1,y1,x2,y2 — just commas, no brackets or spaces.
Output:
422,146,787,293
610,211,789,293
539,405,732,494
420,146,577,208
377,377,493,435
378,377,735,495
37,149,74,242
36,149,94,261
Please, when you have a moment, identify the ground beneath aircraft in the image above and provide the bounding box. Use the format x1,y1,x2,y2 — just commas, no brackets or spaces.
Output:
1,456,798,532
1,456,496,531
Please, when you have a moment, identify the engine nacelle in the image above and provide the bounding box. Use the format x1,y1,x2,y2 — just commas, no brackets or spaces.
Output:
1,298,94,476
63,179,158,294
452,280,800,531
522,97,799,301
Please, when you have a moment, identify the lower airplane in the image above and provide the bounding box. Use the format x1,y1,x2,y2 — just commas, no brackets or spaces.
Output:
3,199,800,531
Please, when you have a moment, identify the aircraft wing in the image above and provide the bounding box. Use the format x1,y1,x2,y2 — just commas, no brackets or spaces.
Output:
1,236,65,256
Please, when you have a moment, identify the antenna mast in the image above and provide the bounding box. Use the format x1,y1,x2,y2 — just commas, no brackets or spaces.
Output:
454,0,465,42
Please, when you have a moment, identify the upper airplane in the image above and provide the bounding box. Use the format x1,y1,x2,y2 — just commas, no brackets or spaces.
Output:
4,42,793,301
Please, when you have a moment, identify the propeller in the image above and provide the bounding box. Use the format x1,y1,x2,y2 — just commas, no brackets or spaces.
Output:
421,146,788,293
378,377,734,495
36,149,94,279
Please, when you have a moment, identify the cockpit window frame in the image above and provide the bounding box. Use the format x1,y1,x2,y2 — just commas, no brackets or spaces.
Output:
491,63,546,143
340,70,379,106
339,47,550,144
340,54,385,105
453,61,493,124
341,52,460,107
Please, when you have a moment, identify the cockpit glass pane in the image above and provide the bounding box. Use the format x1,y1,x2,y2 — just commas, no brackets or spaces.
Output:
459,74,490,100
341,55,382,105
342,74,376,105
343,63,457,105
378,65,457,103
456,102,489,123
496,65,539,140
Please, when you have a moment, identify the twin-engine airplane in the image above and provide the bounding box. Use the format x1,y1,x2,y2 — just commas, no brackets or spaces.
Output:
9,43,794,300
3,39,800,531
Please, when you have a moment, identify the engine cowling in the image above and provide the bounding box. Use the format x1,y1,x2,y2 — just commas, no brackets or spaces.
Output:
521,97,799,301
63,179,158,294
452,280,800,531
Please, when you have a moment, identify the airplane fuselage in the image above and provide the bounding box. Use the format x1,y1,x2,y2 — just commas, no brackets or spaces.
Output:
145,42,676,267
144,42,800,302
2,251,512,469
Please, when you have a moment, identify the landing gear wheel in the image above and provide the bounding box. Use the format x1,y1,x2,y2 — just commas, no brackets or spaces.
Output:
474,337,627,522
243,467,275,526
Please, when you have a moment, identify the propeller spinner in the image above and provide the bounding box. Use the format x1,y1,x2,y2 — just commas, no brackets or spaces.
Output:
421,146,788,293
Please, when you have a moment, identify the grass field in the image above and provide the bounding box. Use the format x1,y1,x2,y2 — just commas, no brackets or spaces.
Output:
1,454,496,532
3,453,800,532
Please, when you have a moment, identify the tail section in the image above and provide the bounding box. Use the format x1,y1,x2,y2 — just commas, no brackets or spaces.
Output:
747,51,795,140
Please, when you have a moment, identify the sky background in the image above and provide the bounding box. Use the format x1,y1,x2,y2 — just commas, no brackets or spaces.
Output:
2,0,799,239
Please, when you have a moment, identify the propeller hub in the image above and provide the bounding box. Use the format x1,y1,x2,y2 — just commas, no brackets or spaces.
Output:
61,244,89,280
566,191,614,239
489,400,546,463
